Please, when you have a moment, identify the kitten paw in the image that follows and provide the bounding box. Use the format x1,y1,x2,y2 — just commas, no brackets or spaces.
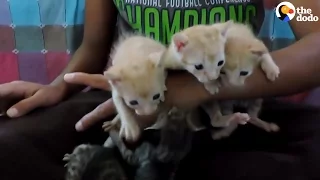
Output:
102,121,117,132
63,153,72,167
267,123,280,132
261,61,280,81
103,137,115,148
204,82,220,94
62,153,72,162
123,150,135,163
211,130,231,140
156,146,174,163
231,113,250,125
211,123,238,140
119,122,141,142
102,114,120,132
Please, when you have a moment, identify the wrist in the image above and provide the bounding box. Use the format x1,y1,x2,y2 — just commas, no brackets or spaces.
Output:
164,72,211,109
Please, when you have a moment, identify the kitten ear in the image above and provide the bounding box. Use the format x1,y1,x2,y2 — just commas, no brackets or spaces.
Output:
103,70,121,84
172,33,189,53
148,51,165,67
220,20,233,37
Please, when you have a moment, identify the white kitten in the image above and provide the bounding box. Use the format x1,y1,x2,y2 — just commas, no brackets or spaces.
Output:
103,34,167,141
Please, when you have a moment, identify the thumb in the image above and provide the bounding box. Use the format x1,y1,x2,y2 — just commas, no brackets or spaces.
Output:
7,92,46,118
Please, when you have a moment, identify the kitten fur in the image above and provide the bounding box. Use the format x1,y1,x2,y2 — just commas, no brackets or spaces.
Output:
159,22,239,133
63,144,129,180
104,107,199,180
161,22,231,94
203,21,280,140
104,34,168,142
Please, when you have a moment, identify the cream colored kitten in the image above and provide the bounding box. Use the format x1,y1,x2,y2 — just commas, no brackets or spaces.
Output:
159,21,241,131
204,21,280,140
103,34,167,141
216,21,280,85
162,22,231,94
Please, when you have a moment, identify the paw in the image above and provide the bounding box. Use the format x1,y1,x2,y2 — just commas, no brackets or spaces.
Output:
156,146,174,163
102,121,117,132
230,113,250,125
261,61,280,81
119,122,141,142
103,137,115,148
62,153,72,162
211,130,230,140
211,123,238,140
267,123,280,132
63,153,72,167
123,151,135,163
204,82,220,94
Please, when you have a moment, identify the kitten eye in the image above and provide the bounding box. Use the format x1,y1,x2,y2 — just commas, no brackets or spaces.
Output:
220,71,226,75
239,71,249,76
194,64,203,70
129,100,139,106
217,60,224,66
153,93,160,100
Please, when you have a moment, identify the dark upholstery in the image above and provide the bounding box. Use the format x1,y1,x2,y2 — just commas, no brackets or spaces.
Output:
0,90,320,180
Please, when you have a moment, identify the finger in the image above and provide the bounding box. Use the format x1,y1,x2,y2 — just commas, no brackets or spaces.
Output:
6,91,47,118
75,98,116,131
0,81,40,98
64,72,110,91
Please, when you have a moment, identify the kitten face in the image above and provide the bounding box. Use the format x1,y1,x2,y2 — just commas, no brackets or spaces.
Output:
220,43,262,86
217,21,268,86
171,25,228,83
182,46,225,83
118,73,165,116
105,53,166,116
220,61,255,86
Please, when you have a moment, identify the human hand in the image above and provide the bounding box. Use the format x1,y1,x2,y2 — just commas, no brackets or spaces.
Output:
63,72,115,131
64,72,162,132
0,81,66,118
64,72,210,132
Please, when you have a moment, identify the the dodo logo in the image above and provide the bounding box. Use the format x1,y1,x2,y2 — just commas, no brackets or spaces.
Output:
276,1,319,22
275,1,296,22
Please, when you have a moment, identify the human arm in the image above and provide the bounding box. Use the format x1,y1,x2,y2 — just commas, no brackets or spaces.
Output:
64,0,320,131
52,0,117,97
164,0,320,107
166,31,320,107
0,0,117,117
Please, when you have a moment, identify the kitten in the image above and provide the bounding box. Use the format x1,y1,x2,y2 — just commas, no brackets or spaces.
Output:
203,21,280,140
161,22,231,94
104,107,200,180
104,34,167,142
158,21,251,132
63,144,129,180
158,22,244,132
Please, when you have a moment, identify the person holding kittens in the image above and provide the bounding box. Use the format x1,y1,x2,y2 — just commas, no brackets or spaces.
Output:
0,0,320,180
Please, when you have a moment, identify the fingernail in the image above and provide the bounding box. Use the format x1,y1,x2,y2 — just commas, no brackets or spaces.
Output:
64,73,75,81
75,121,84,131
7,108,18,117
